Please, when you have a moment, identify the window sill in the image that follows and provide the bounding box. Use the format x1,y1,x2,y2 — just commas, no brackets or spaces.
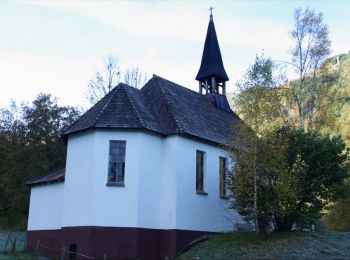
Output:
220,195,229,200
196,191,208,195
106,182,125,187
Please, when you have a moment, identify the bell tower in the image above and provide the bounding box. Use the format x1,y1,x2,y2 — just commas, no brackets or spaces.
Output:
195,7,229,96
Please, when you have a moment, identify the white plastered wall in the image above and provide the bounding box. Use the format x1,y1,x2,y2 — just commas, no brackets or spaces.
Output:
174,136,241,232
158,136,179,229
27,183,63,230
62,130,146,228
29,130,241,232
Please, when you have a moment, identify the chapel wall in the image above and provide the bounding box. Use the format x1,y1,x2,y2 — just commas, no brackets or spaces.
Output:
174,136,241,232
27,183,63,231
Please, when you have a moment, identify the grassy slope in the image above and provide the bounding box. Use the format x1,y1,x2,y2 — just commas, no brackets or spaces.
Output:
178,231,350,259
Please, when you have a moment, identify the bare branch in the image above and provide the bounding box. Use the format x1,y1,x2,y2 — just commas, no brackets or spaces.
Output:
86,56,148,105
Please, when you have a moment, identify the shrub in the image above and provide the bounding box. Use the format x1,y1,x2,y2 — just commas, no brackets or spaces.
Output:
229,126,350,231
324,197,350,231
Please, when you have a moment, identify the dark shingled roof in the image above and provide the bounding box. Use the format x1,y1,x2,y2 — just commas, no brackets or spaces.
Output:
63,75,242,145
195,15,229,83
34,76,243,187
26,168,65,187
64,84,161,135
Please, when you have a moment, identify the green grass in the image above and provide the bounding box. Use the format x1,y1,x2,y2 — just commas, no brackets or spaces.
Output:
178,231,350,259
0,231,26,252
0,252,34,260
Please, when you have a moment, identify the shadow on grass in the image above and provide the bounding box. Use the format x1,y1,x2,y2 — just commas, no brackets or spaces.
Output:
178,231,350,259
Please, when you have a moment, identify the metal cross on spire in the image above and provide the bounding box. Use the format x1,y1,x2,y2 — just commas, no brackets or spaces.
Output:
209,6,214,17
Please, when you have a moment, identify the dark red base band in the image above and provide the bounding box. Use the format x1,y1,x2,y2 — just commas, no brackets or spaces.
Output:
26,226,213,259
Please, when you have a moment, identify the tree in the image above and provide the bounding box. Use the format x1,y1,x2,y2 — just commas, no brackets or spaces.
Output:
0,103,27,222
306,54,350,144
124,67,148,89
87,56,148,104
235,54,286,134
22,94,81,174
0,94,81,228
230,126,349,231
87,56,121,105
289,7,331,130
232,53,286,234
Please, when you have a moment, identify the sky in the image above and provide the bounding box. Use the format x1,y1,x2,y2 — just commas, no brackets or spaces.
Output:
0,0,350,109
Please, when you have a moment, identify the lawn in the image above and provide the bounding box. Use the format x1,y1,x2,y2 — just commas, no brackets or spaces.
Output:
178,231,350,259
0,231,26,253
0,252,34,260
0,231,32,259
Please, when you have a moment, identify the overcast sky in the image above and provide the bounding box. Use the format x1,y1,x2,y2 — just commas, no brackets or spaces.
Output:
1,0,349,109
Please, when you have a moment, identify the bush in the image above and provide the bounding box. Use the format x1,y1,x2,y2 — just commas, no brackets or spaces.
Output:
0,211,27,231
324,197,350,231
229,126,350,231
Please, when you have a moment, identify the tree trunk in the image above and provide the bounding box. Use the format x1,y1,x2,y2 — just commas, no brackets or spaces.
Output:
275,217,293,232
253,122,259,235
258,215,270,234
275,224,293,232
308,94,316,131
253,90,260,235
298,100,304,130
253,149,259,235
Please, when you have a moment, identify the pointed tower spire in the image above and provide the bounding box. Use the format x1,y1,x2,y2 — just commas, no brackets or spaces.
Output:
196,9,229,95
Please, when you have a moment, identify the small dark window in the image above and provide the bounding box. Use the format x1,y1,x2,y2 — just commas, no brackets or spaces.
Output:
68,244,77,260
219,157,227,197
108,140,126,184
196,151,205,192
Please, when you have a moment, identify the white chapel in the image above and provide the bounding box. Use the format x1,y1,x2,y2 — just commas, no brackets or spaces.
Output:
26,12,244,259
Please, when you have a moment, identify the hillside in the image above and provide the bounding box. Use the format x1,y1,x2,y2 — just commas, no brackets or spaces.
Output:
297,52,350,145
178,231,350,259
327,53,350,146
229,52,350,146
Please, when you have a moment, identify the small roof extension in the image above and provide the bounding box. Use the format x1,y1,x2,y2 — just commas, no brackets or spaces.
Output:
26,168,65,187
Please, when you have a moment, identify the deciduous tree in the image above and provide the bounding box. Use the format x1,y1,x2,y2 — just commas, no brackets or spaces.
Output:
289,7,331,130
87,56,121,105
124,67,148,89
0,94,80,228
231,53,286,234
230,126,349,231
86,56,148,104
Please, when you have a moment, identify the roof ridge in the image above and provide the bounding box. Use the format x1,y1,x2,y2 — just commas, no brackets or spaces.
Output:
150,75,192,91
158,81,184,132
150,75,206,96
90,88,117,127
123,85,146,128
